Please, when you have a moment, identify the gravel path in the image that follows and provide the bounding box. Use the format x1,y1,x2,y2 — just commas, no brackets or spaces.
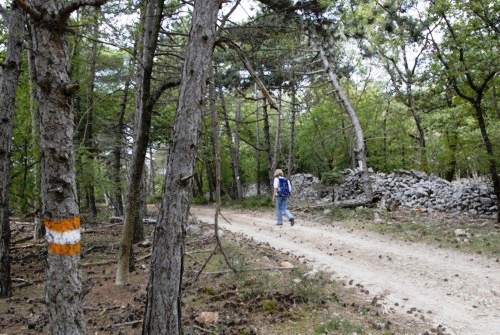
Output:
191,205,500,335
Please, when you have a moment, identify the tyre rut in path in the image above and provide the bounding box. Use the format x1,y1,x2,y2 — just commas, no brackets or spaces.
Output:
191,206,500,335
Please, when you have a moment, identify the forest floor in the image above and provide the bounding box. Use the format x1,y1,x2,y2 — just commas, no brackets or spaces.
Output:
1,203,499,335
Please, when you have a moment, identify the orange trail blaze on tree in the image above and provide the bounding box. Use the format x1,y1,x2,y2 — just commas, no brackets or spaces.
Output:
44,217,81,256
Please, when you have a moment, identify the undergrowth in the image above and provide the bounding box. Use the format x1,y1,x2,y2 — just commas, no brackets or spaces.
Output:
182,229,423,334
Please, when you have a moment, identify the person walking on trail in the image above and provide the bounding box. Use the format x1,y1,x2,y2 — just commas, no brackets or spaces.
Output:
272,169,295,226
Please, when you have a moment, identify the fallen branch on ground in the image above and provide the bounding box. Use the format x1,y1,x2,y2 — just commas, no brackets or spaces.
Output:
112,320,142,327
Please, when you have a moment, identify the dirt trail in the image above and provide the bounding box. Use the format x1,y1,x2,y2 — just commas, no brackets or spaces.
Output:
191,205,500,335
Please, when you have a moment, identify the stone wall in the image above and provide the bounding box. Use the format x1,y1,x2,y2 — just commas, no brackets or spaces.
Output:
334,169,498,217
243,169,498,218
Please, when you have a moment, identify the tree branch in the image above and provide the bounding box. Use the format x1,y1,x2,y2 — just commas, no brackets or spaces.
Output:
14,0,42,20
219,0,241,29
59,0,107,22
218,37,279,110
149,79,181,106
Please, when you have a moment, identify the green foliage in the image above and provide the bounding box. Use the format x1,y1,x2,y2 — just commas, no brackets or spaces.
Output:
320,170,344,186
260,299,279,314
292,274,322,304
295,96,349,175
314,317,366,334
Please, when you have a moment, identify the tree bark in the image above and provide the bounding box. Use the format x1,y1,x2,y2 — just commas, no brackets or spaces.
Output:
116,0,163,286
287,82,297,177
20,0,107,333
111,78,128,217
141,1,219,333
270,88,282,182
262,99,273,187
254,84,262,195
0,1,25,298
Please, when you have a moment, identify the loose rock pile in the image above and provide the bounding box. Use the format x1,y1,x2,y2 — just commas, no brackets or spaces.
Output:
334,169,498,217
243,169,498,218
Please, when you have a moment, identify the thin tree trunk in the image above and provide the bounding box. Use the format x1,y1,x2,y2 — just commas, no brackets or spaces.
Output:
209,62,222,223
218,83,238,199
116,0,163,286
148,145,155,196
83,8,100,220
383,102,389,172
287,83,297,177
407,86,428,172
234,104,243,199
262,99,272,187
194,171,203,197
0,1,25,298
254,84,261,195
444,91,457,181
142,1,219,333
111,80,128,217
133,170,146,243
202,130,215,202
27,22,43,240
317,42,373,200
270,88,282,183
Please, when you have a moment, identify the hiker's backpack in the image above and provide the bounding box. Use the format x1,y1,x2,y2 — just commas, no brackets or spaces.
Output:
277,177,291,197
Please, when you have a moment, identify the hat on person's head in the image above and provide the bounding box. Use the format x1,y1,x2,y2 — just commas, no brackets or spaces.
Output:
274,169,283,177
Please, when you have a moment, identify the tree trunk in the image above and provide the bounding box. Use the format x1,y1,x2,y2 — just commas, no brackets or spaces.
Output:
111,80,128,217
407,86,428,172
270,88,282,182
32,12,85,335
317,42,373,200
148,145,155,196
21,0,107,332
287,83,297,176
133,170,146,243
202,137,215,202
472,103,500,223
27,22,44,240
254,84,262,195
209,63,222,218
34,16,86,335
220,83,243,199
116,0,163,286
83,8,100,221
234,104,243,199
0,1,25,298
218,83,238,199
142,1,219,333
262,99,273,187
